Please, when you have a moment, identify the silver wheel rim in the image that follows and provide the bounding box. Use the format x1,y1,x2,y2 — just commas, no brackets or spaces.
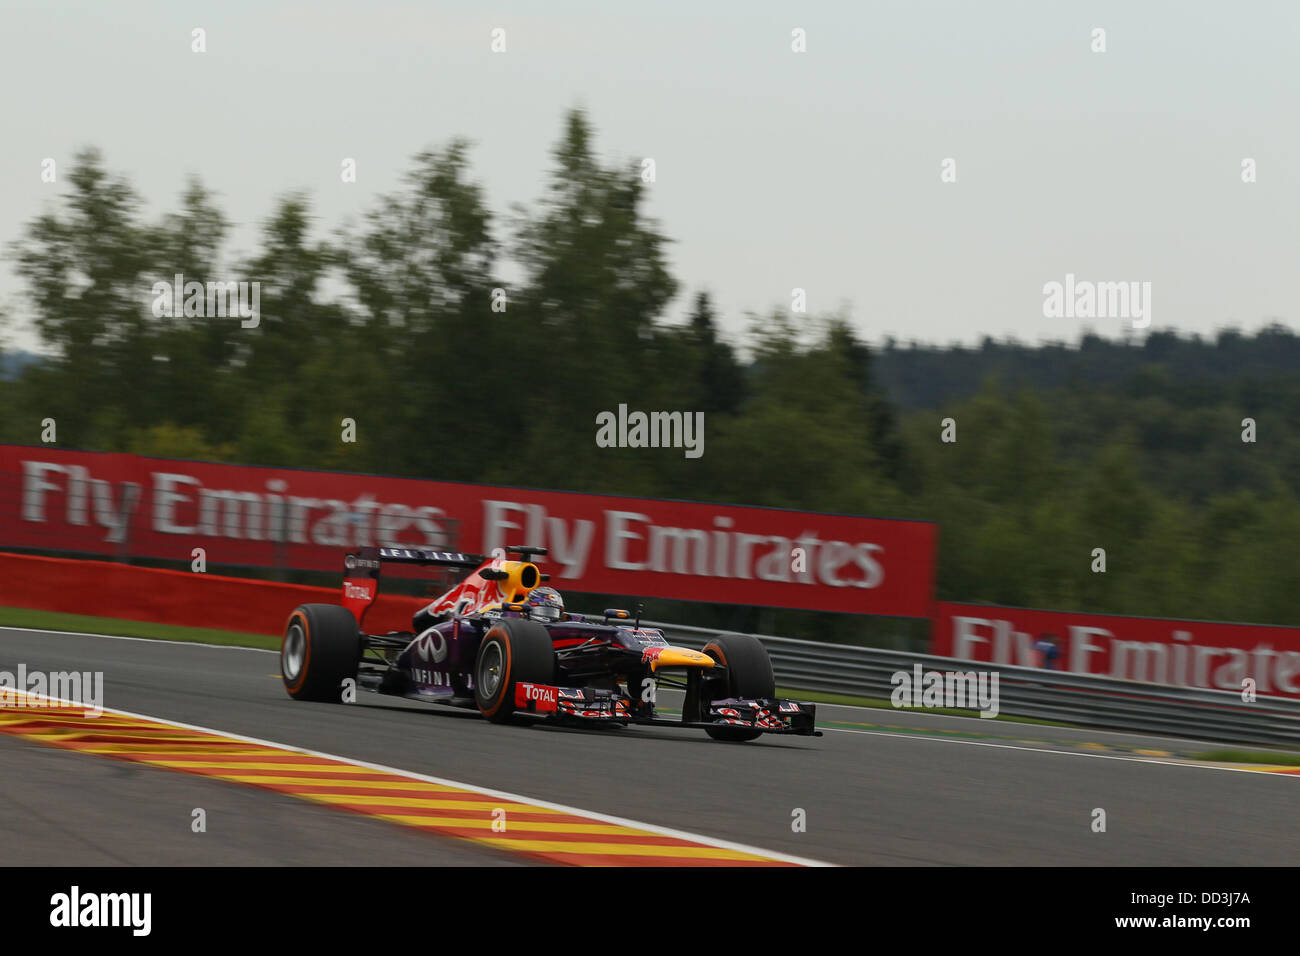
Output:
479,641,503,697
283,622,305,680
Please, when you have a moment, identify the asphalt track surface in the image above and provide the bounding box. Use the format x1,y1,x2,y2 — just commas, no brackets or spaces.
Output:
3,627,1298,866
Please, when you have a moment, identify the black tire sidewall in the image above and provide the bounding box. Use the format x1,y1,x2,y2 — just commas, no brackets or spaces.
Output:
282,603,360,702
474,630,512,719
704,634,775,699
474,618,555,723
702,634,774,741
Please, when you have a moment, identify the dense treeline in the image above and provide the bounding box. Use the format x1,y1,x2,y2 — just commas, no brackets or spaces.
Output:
2,109,1297,639
875,327,1300,412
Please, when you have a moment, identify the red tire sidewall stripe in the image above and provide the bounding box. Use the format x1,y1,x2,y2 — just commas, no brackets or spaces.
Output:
284,610,311,693
480,628,512,717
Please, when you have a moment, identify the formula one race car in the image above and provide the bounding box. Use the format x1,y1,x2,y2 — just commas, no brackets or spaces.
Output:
280,546,818,741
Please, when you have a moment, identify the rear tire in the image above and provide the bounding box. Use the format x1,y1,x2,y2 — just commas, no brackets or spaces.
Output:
474,618,555,724
282,604,362,702
702,634,775,742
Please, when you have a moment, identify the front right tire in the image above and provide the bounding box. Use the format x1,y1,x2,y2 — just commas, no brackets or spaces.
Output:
473,618,556,723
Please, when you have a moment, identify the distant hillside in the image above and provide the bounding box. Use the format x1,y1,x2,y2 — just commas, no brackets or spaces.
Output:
872,325,1300,409
0,351,41,381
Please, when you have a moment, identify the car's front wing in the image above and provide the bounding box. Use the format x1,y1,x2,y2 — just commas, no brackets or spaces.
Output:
513,682,820,736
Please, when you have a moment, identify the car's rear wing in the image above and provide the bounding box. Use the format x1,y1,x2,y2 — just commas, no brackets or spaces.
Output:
341,547,485,626
365,547,485,568
341,546,547,627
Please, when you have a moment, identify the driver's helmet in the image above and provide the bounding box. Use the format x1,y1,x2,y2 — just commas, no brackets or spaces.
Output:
525,586,564,623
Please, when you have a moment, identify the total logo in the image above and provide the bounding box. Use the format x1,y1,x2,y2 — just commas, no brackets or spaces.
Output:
516,682,558,711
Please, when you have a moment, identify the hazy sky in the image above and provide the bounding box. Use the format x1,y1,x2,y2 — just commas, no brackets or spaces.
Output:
2,0,1296,354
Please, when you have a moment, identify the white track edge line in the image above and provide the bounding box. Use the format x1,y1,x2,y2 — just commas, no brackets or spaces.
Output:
0,625,277,653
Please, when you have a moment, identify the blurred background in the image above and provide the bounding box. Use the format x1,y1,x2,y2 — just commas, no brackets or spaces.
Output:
2,1,1298,642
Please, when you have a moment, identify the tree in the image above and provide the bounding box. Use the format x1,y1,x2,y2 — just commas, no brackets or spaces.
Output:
501,108,678,492
9,148,155,445
687,291,745,415
338,141,499,480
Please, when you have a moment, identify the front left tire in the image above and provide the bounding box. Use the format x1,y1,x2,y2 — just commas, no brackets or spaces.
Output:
282,604,362,702
701,633,776,742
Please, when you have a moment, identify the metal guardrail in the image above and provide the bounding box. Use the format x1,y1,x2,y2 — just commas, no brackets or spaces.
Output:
644,621,1300,747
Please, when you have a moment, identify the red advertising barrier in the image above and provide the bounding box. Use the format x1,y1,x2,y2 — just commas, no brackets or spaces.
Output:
933,602,1300,699
0,552,424,636
0,445,936,617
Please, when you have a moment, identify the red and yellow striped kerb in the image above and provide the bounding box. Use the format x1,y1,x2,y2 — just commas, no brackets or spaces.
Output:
0,694,806,866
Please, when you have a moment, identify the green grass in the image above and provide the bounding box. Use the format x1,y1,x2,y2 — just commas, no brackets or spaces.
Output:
0,607,278,650
1191,749,1300,766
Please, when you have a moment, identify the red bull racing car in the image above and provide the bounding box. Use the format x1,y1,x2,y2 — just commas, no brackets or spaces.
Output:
280,545,819,741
